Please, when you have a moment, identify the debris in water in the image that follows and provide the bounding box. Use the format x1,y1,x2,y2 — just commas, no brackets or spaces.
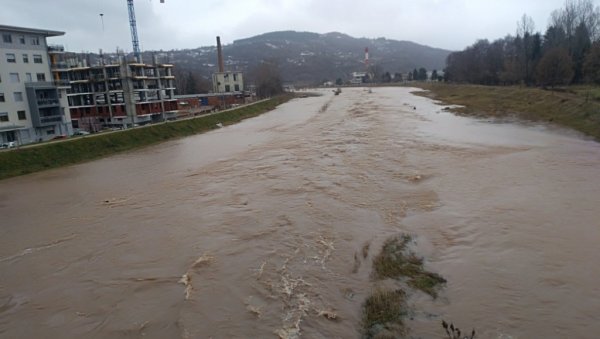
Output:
362,241,371,258
101,196,132,207
317,309,339,321
408,174,423,182
254,261,267,279
245,296,262,318
191,254,214,269
179,273,192,300
178,254,214,300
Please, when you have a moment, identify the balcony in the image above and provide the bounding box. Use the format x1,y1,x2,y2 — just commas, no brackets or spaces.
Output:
40,116,63,124
51,62,69,70
54,79,71,87
47,44,65,53
37,98,60,107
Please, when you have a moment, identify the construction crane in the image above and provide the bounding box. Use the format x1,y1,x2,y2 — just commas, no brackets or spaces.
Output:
127,0,165,62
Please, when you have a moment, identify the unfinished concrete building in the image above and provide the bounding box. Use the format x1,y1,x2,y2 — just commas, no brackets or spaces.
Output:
49,49,178,131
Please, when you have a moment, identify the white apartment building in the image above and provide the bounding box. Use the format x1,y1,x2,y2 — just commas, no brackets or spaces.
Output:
0,25,72,145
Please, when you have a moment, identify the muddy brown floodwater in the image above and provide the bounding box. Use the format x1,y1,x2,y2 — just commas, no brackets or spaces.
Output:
1,87,600,338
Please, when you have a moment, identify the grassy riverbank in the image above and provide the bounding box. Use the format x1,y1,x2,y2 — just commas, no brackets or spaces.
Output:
0,95,293,180
413,83,600,141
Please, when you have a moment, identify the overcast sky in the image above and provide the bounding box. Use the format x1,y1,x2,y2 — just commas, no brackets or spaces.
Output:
2,0,571,53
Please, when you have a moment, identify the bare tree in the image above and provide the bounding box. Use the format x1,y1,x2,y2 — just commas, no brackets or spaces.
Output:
517,14,535,37
251,60,283,98
551,0,600,41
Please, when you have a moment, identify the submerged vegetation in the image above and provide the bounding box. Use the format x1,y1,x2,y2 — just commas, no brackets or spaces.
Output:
362,289,408,338
442,320,476,339
373,234,446,298
0,95,293,181
362,234,448,338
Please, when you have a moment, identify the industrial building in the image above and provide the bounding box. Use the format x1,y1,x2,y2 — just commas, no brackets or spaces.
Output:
50,49,178,131
0,24,73,145
212,36,244,94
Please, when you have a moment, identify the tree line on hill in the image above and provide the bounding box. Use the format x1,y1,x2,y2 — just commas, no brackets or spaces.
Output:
444,0,600,87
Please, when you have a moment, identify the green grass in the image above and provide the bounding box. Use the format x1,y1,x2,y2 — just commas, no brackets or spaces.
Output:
413,83,600,141
0,95,293,180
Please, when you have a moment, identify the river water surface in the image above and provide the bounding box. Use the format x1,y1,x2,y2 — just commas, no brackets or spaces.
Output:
1,87,599,338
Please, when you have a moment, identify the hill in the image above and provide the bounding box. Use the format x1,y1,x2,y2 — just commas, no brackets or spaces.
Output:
153,31,451,85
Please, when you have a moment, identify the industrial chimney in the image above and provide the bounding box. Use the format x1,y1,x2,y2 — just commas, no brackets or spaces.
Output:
216,36,224,73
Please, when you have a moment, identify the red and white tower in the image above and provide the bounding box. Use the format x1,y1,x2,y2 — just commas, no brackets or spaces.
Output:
365,47,369,70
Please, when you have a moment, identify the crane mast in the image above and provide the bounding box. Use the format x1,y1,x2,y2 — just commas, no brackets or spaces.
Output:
127,0,141,62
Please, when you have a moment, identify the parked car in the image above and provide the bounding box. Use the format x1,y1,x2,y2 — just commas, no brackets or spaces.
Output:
0,141,17,149
52,135,67,140
73,130,90,136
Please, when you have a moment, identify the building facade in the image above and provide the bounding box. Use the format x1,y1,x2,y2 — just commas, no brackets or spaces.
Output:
49,51,178,131
212,71,244,94
0,25,73,145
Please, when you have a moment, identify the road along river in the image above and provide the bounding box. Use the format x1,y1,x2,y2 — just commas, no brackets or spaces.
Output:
1,87,599,338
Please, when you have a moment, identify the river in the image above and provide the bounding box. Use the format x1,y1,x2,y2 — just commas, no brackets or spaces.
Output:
1,87,599,338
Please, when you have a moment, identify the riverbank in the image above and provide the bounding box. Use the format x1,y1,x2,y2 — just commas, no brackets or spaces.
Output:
413,83,600,141
0,95,294,180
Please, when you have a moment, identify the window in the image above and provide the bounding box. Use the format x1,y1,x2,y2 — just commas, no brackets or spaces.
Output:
9,73,19,83
225,85,231,92
36,73,46,82
25,73,32,82
22,54,28,63
234,84,240,91
14,92,23,102
17,110,26,120
0,93,4,102
0,113,8,122
31,37,40,45
2,34,11,43
33,54,43,63
6,53,16,63
233,73,238,81
19,35,25,44
46,128,55,135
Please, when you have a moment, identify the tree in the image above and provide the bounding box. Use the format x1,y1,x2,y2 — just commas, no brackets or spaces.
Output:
551,0,600,42
536,47,574,87
335,78,343,85
393,72,403,82
184,72,198,94
381,72,392,83
407,71,413,81
543,26,567,52
252,61,283,98
583,42,600,83
572,22,592,82
412,69,418,81
418,67,427,80
431,69,438,81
